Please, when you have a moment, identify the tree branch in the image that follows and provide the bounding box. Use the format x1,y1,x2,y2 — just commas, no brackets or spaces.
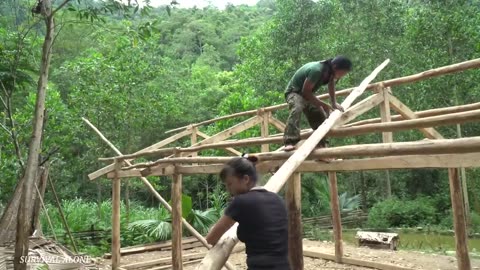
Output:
52,0,72,16
0,122,12,136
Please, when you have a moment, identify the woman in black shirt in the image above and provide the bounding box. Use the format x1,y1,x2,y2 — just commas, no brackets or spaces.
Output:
206,155,290,270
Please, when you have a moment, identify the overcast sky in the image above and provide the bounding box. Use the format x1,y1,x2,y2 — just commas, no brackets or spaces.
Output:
148,0,259,9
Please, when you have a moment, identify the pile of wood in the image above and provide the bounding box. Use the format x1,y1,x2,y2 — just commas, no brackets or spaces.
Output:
303,209,368,228
103,237,203,259
0,236,98,270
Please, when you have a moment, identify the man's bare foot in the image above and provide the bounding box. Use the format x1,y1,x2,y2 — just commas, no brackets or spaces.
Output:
284,145,295,152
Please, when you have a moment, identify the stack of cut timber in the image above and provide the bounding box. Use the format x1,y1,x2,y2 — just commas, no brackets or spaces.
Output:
103,237,202,258
356,231,399,250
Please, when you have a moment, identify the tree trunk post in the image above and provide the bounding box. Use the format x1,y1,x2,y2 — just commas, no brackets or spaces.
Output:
448,168,471,270
260,110,270,153
286,172,303,270
328,172,343,263
112,159,122,270
379,86,392,198
172,172,183,270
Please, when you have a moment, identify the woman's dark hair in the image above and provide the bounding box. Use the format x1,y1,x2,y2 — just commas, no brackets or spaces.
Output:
220,155,258,184
331,56,352,71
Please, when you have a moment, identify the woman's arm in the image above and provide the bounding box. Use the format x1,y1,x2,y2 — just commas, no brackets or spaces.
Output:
206,215,236,246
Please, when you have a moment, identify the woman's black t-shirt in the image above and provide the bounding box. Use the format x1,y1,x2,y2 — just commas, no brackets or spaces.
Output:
224,188,289,268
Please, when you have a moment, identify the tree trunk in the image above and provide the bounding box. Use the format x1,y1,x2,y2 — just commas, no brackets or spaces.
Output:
14,2,54,269
32,164,49,235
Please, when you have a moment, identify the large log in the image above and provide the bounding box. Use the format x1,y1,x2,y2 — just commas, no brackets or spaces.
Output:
167,58,480,134
123,136,480,169
195,59,390,270
82,118,236,270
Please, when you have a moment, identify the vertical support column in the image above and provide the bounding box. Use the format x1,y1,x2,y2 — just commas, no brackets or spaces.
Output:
457,124,470,229
191,126,198,157
172,172,183,270
328,172,343,263
260,110,270,153
448,168,471,270
286,172,303,270
112,159,121,270
379,86,392,198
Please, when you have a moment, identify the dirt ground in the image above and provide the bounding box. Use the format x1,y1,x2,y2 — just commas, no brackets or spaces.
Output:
97,239,480,270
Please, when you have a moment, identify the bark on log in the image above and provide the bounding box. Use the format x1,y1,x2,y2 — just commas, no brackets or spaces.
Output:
195,59,390,270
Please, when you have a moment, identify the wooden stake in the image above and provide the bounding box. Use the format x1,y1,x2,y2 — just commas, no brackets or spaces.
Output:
379,87,393,198
286,173,303,270
82,117,236,270
195,59,390,270
112,159,122,270
448,168,471,270
172,173,183,270
328,172,343,263
261,111,270,152
191,127,198,158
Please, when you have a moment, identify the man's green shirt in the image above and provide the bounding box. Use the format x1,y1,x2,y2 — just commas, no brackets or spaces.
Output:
285,61,332,96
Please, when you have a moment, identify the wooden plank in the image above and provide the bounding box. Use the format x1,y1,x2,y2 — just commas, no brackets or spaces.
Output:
112,160,121,270
261,111,270,152
87,128,192,180
303,249,415,270
196,59,390,270
328,172,343,263
335,93,384,127
172,173,183,270
448,168,472,270
269,116,286,132
286,173,303,270
196,130,241,156
388,95,444,139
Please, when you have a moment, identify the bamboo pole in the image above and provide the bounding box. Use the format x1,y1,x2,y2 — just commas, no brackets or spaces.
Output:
123,136,480,169
345,101,480,127
448,168,471,270
195,59,390,270
171,173,183,270
82,117,237,270
167,58,480,134
112,159,121,270
286,173,303,270
328,172,343,263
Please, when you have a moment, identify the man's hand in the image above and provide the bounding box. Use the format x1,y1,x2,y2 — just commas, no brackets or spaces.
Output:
333,102,344,112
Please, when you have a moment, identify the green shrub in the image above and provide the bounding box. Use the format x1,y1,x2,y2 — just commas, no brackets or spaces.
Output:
367,197,438,228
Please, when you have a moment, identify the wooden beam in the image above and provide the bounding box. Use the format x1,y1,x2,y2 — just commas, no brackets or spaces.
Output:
111,160,121,270
82,118,236,270
328,172,343,263
286,173,303,270
379,87,393,142
261,111,270,152
196,130,241,156
448,168,472,270
303,249,415,270
167,58,480,134
144,153,480,176
191,127,198,158
172,173,183,270
335,93,384,127
87,127,192,180
104,116,262,161
345,101,480,127
269,116,286,132
196,59,390,270
333,109,480,138
388,95,444,139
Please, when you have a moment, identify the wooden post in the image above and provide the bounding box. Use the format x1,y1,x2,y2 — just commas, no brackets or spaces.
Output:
286,173,303,270
112,159,121,270
379,87,392,198
328,172,343,263
195,59,390,270
457,124,470,229
448,168,471,270
191,126,198,157
172,172,183,270
261,111,270,152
